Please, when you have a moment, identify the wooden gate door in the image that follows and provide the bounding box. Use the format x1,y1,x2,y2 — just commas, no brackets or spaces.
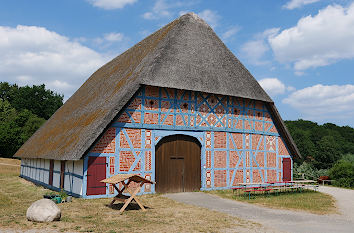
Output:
282,158,291,181
155,135,201,193
87,157,107,195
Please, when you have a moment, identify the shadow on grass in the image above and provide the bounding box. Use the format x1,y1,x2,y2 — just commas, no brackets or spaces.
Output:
105,202,151,211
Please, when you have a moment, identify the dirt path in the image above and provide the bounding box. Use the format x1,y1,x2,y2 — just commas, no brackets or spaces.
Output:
317,186,354,221
165,191,354,233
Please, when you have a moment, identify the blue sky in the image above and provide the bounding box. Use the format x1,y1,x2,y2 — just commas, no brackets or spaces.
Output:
1,0,354,126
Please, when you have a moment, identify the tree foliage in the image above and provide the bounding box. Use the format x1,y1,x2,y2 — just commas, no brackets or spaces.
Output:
0,99,46,157
329,154,354,188
0,82,63,158
293,161,328,180
285,119,354,169
0,82,63,120
286,120,354,187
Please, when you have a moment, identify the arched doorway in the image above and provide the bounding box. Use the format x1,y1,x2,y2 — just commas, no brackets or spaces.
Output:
155,134,201,193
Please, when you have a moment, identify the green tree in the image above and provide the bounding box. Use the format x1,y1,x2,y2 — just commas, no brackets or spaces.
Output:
313,136,341,169
329,154,354,188
285,119,354,170
283,126,315,164
0,99,20,157
0,82,63,119
0,99,45,157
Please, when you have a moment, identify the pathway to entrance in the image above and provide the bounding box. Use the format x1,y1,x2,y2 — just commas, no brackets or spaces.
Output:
317,186,354,222
165,187,354,233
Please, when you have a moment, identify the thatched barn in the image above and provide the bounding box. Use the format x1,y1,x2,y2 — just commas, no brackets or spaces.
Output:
15,13,300,198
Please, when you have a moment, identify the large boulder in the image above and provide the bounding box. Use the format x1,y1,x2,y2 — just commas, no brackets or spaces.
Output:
26,199,61,222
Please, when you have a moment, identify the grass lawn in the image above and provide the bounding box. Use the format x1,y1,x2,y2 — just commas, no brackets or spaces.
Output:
207,188,337,215
0,158,260,233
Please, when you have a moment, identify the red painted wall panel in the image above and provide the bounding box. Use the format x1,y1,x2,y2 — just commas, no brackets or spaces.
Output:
87,157,106,195
283,158,291,182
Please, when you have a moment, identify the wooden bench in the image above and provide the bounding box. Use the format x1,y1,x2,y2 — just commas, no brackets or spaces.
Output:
303,184,319,191
244,188,272,199
231,187,245,195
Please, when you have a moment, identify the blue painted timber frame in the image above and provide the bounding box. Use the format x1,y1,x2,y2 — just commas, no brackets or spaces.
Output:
20,160,84,197
82,85,293,198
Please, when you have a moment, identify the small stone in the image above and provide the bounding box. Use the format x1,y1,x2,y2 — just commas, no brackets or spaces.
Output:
26,199,61,222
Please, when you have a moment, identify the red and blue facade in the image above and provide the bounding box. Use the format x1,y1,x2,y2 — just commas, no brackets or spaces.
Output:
82,85,293,198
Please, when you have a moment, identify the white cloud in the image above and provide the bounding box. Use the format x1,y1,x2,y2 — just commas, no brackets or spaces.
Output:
222,26,239,39
142,0,175,20
240,28,279,65
241,40,269,65
222,26,240,40
139,30,152,38
178,10,189,16
104,32,124,42
287,86,296,92
94,32,125,44
269,3,354,71
88,0,137,10
143,0,197,20
258,78,288,97
0,25,108,100
197,10,220,28
283,84,354,121
90,32,130,55
283,0,321,10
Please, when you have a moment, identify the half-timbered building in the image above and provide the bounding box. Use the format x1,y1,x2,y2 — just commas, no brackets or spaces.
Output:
15,13,300,198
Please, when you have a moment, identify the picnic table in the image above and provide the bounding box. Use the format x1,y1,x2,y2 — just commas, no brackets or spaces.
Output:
101,174,155,213
234,180,318,198
292,180,318,191
235,183,272,199
292,180,316,183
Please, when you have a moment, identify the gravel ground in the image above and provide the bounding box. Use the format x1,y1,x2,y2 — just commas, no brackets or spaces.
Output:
165,188,354,233
1,186,352,233
317,185,354,221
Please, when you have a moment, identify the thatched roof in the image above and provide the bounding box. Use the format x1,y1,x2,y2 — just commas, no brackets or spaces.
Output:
15,13,299,160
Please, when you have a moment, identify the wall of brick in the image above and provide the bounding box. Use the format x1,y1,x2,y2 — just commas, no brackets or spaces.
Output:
85,85,292,197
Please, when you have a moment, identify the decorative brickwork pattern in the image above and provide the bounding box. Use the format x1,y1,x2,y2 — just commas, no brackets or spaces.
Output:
267,152,276,168
206,151,211,168
214,132,227,148
109,157,115,175
115,86,277,134
266,136,276,151
246,169,250,183
252,134,263,151
145,130,152,149
231,170,243,186
229,151,240,168
229,133,243,150
92,127,115,153
206,171,212,188
214,151,227,168
267,170,277,183
145,151,152,171
245,151,251,167
205,132,212,149
278,138,290,155
253,170,262,183
144,174,152,192
119,151,136,172
214,170,227,187
255,152,265,167
109,184,114,194
87,85,292,196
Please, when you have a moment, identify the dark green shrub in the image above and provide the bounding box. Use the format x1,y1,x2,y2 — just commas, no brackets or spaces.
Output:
329,154,354,188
